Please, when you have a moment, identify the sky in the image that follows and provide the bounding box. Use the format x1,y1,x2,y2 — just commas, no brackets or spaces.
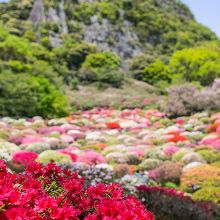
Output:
181,0,220,37
0,0,219,37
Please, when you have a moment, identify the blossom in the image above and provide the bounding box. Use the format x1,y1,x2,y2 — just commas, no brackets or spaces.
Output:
162,146,180,155
106,122,121,129
12,151,38,166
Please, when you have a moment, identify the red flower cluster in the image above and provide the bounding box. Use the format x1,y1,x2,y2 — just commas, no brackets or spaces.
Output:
166,132,188,143
106,122,121,129
12,151,38,166
0,161,154,220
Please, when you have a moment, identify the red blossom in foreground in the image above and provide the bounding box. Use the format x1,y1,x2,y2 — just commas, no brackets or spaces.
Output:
106,122,121,129
0,161,154,220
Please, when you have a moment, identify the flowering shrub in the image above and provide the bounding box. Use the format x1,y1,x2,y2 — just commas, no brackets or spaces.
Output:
197,150,220,163
8,136,23,145
180,165,220,193
139,159,163,171
24,142,51,154
0,161,154,220
36,150,72,164
129,148,144,158
58,163,114,187
21,136,44,144
149,163,182,184
113,164,130,179
172,149,192,162
162,146,180,155
0,142,20,154
181,152,205,164
136,185,214,220
192,187,220,205
11,151,38,166
166,132,188,143
106,122,121,129
77,151,106,165
57,150,78,162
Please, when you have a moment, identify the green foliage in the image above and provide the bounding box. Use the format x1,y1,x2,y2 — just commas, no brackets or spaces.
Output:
0,24,8,41
23,30,37,42
82,51,121,71
180,165,220,193
73,2,97,24
197,150,220,164
142,60,171,85
40,37,52,50
0,34,33,62
99,1,120,24
66,42,97,69
169,48,220,86
163,182,179,190
172,149,192,162
0,72,39,117
192,187,220,205
31,77,69,117
80,51,123,87
0,73,69,117
36,150,72,164
129,54,155,80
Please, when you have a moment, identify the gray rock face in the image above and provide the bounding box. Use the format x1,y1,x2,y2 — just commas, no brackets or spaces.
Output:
59,0,68,33
83,16,143,60
29,0,45,24
47,0,68,47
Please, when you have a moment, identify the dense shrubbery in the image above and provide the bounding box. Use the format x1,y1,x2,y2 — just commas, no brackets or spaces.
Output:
0,161,155,219
160,80,220,117
142,60,171,85
79,51,124,87
169,47,220,86
0,73,69,117
137,185,215,220
0,0,220,116
180,165,220,193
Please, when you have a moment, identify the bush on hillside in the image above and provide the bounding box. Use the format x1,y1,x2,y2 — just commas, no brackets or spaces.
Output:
0,73,69,117
160,81,220,117
129,54,155,80
169,48,220,86
142,61,171,85
79,51,124,87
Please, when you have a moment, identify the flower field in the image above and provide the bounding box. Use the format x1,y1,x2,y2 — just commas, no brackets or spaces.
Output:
0,108,220,219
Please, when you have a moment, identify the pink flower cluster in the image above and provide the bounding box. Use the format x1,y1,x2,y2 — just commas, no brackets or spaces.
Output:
0,160,154,220
12,151,38,166
77,151,106,166
162,146,180,155
199,137,220,150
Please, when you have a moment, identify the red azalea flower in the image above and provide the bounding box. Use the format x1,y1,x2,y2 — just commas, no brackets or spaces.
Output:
106,122,121,129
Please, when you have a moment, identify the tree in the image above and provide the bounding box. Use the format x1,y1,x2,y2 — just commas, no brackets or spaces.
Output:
169,48,220,86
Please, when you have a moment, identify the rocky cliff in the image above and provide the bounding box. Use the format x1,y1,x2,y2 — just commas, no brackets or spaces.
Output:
0,0,217,67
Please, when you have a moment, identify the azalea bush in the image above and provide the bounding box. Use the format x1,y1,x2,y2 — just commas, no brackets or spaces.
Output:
148,162,183,184
180,164,220,193
58,163,114,187
136,185,214,220
0,161,154,219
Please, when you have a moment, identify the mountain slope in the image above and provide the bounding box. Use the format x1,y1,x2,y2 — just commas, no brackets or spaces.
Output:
0,0,219,117
0,0,217,65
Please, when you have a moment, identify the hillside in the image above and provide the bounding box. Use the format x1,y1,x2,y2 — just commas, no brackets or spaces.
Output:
0,0,220,117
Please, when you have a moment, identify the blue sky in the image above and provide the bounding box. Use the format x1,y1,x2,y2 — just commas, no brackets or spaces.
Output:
0,0,219,37
181,0,220,37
